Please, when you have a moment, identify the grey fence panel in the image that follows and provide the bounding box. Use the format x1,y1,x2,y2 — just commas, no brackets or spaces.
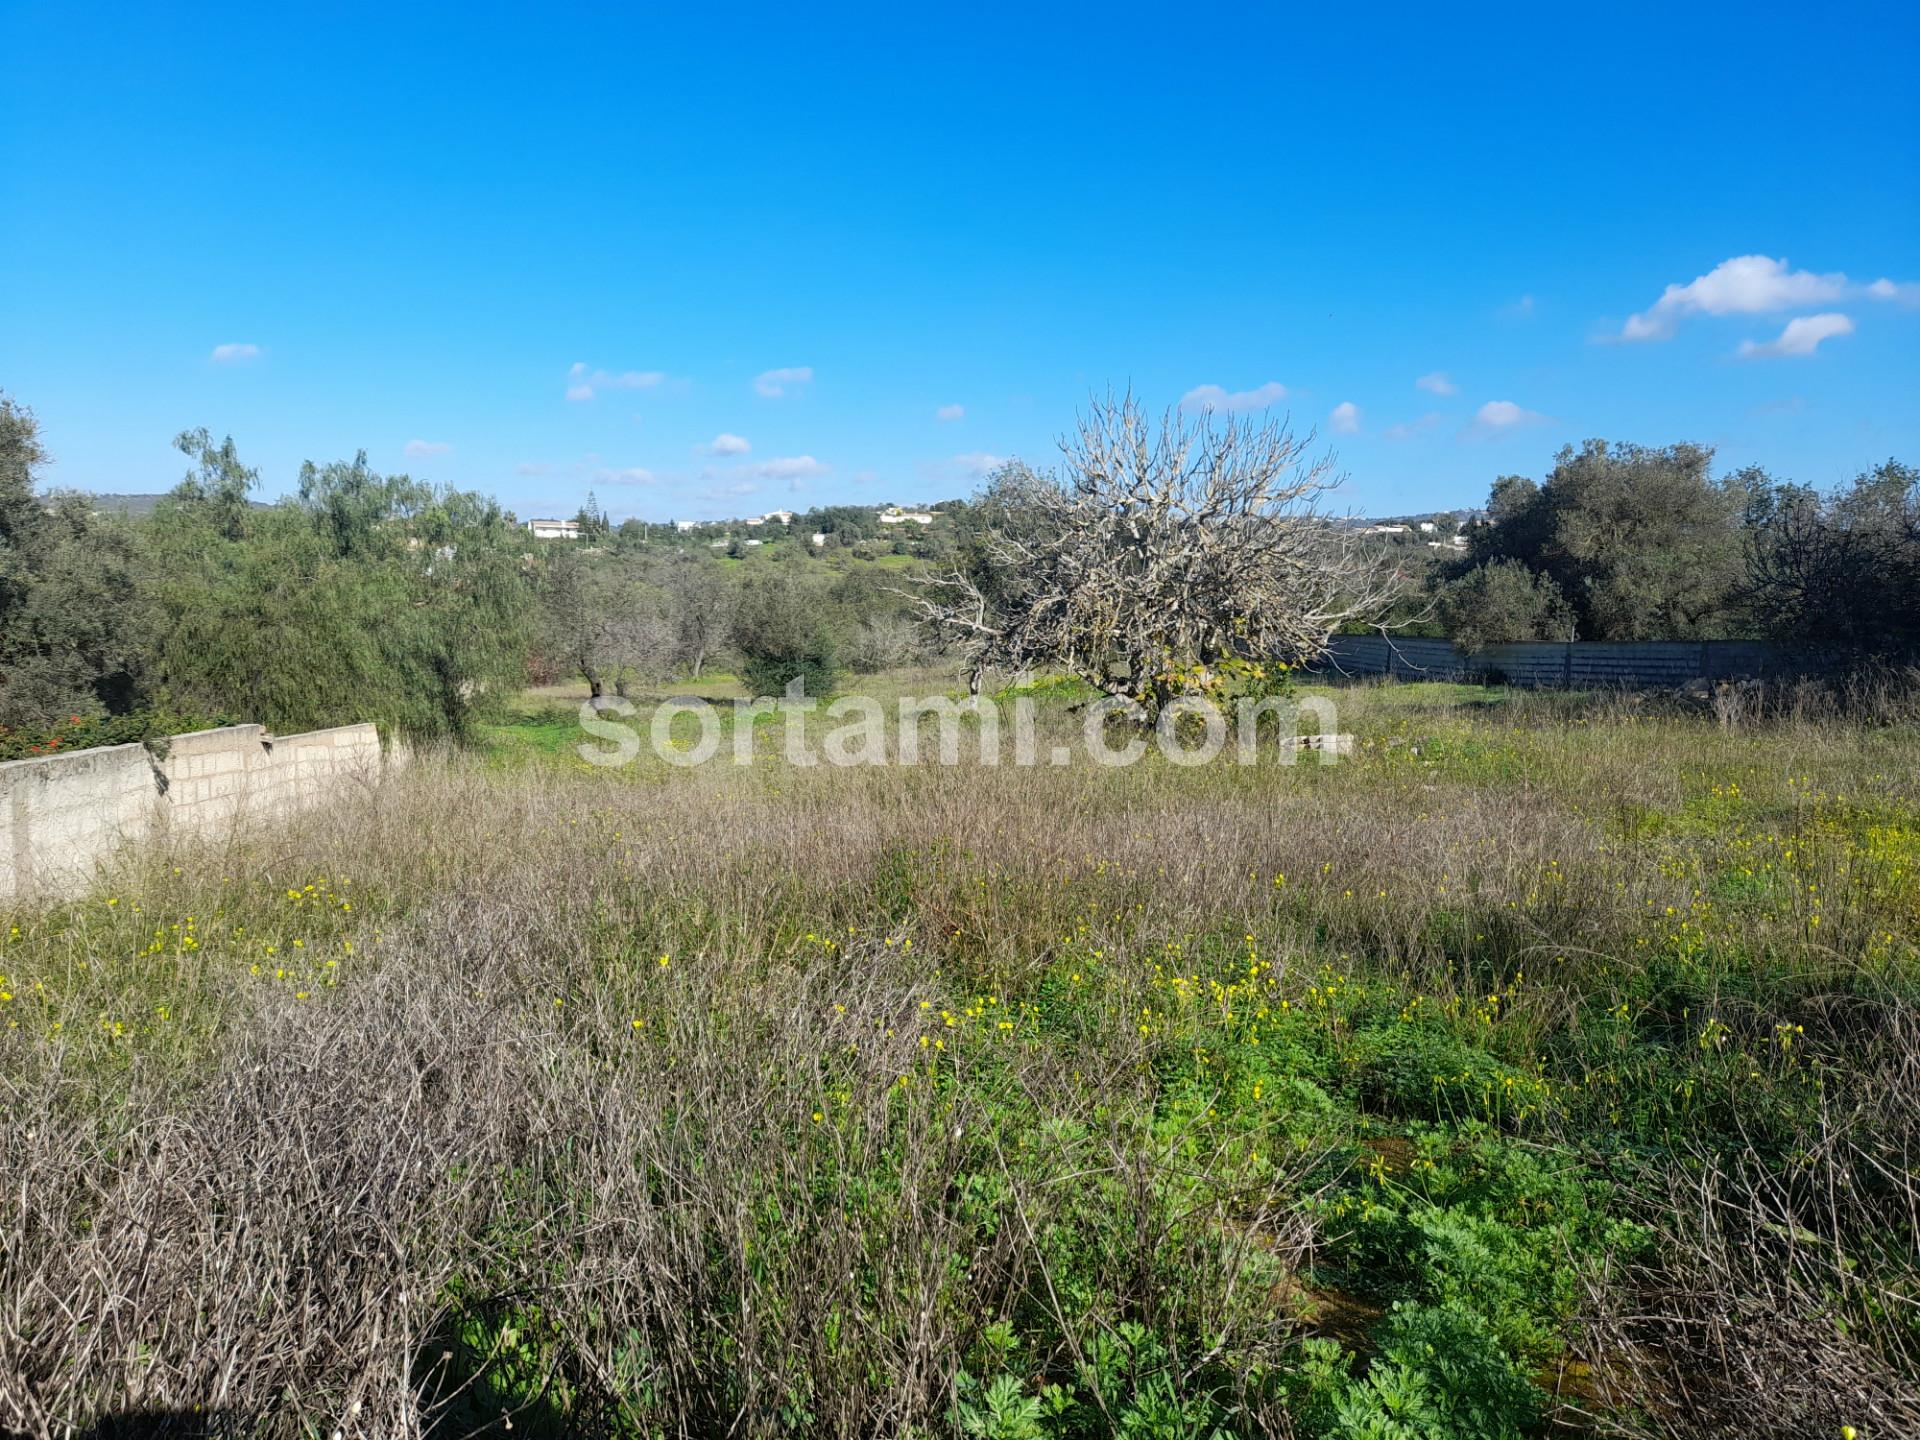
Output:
1316,635,1473,679
1480,643,1572,685
1305,636,1833,689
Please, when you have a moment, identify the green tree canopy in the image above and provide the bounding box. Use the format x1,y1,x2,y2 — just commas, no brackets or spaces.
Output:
1441,440,1753,641
0,396,150,727
1744,459,1920,661
1437,558,1574,653
145,444,533,741
732,572,840,698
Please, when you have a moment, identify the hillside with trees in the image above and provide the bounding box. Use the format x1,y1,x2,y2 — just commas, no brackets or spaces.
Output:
5,388,1916,762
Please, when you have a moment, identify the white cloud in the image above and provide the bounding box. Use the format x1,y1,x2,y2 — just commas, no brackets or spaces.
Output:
566,361,667,401
951,451,1005,477
745,455,826,480
702,432,751,456
1471,400,1550,432
1621,256,1845,340
1180,381,1288,414
754,366,814,398
403,439,453,458
921,451,1007,483
209,342,261,364
1865,277,1920,305
1415,371,1457,397
516,462,551,477
594,466,657,486
1384,412,1445,442
1737,312,1855,359
1615,255,1914,341
936,403,965,422
1329,401,1362,435
1504,294,1537,318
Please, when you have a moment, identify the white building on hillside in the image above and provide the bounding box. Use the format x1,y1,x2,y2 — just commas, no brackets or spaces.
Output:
526,518,582,540
879,506,935,525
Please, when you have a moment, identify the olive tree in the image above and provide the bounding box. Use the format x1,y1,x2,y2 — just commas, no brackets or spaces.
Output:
1437,558,1574,652
912,395,1407,715
1440,441,1753,642
662,555,735,679
732,572,840,698
540,549,674,698
1744,459,1919,660
0,395,150,727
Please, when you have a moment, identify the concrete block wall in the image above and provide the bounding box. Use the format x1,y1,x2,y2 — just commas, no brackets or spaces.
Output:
161,725,270,833
0,744,156,903
1,721,389,907
254,723,384,819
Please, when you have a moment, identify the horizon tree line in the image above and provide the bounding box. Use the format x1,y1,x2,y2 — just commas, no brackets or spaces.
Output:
3,389,1912,750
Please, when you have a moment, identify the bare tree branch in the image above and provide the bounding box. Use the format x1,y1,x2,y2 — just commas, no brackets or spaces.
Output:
911,393,1411,714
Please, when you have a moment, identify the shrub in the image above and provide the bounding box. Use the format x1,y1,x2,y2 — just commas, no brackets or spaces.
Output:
733,574,842,697
1347,1024,1549,1128
0,700,232,762
1318,1302,1540,1440
843,616,924,673
1436,558,1571,654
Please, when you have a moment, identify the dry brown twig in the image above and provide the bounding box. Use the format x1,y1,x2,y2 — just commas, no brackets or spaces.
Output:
911,394,1411,713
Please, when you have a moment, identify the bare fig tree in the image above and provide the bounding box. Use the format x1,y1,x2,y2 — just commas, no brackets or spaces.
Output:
912,394,1408,715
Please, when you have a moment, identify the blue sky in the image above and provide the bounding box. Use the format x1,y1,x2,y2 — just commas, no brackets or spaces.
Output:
3,3,1916,522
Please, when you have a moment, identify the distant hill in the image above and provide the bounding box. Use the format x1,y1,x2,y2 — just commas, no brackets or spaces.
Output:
1362,507,1484,527
75,492,170,517
49,491,271,517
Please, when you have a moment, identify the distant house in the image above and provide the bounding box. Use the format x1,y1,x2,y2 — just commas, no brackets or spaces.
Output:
526,518,582,540
674,519,699,532
1363,523,1411,536
810,531,828,547
1417,521,1438,533
878,507,935,526
762,509,795,524
744,516,765,526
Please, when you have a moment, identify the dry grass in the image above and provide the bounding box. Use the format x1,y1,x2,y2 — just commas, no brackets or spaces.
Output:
2,681,1918,1437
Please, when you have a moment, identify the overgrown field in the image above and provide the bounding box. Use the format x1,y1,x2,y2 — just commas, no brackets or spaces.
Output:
4,682,1919,1439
